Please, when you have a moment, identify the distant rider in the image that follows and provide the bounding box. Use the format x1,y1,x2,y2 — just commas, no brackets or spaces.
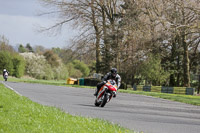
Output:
94,68,121,97
3,69,9,77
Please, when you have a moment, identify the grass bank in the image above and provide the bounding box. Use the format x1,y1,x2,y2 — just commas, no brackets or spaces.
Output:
0,83,133,133
119,89,200,106
0,76,94,88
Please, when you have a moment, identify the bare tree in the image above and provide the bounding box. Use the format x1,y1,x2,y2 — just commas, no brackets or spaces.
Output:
0,35,15,53
39,0,200,87
151,0,200,87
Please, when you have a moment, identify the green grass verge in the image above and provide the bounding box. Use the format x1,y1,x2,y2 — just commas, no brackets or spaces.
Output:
0,83,134,133
119,89,200,106
0,76,94,88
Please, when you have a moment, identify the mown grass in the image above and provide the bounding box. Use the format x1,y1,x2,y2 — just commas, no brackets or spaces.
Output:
0,83,134,133
119,89,200,106
0,76,94,88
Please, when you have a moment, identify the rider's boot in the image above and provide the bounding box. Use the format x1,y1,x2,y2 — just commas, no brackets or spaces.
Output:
94,88,98,96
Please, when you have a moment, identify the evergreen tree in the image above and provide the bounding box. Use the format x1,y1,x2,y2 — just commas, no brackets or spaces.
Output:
26,43,34,52
18,44,27,53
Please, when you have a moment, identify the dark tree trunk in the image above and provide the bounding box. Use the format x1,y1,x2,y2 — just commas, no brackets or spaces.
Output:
182,33,190,87
91,0,101,73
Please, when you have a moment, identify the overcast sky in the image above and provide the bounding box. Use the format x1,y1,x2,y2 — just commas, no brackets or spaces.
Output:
0,0,76,49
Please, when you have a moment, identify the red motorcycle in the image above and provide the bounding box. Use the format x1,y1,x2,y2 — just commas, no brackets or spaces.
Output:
94,79,117,107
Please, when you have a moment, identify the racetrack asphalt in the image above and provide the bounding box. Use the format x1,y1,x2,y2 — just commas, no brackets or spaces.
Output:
2,81,200,133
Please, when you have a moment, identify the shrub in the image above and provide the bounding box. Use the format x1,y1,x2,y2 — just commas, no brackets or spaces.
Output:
12,54,25,78
53,63,69,80
20,52,52,79
21,52,68,80
0,51,13,75
67,63,83,78
72,60,90,77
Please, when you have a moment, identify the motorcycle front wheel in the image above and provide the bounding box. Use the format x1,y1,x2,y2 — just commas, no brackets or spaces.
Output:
100,94,108,107
94,99,100,106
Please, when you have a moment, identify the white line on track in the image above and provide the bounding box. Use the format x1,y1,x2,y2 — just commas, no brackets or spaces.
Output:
1,81,22,96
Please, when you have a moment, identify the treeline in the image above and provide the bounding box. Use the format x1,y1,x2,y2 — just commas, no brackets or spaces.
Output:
0,35,91,80
0,36,25,78
39,0,200,88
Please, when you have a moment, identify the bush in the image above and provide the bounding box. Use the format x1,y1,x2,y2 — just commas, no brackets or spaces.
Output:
21,52,68,80
20,53,53,79
53,63,69,80
66,63,83,78
12,54,25,78
0,51,13,75
72,60,90,77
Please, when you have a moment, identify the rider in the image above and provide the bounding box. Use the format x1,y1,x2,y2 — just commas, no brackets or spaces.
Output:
94,68,121,97
3,69,9,77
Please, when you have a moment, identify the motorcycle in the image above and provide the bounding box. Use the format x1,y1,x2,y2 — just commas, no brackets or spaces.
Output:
94,79,117,107
4,72,8,81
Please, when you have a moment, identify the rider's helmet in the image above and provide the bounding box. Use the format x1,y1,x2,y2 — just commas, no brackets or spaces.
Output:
111,68,117,78
3,69,6,72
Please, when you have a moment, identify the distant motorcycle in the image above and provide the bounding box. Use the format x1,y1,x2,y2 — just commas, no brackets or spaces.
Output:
94,79,117,107
3,72,8,81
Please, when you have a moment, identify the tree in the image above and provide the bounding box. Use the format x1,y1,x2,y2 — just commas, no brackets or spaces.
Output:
0,51,14,75
53,63,68,80
21,52,68,80
90,0,102,73
34,45,46,54
0,35,15,53
39,0,200,87
39,0,124,73
140,54,170,86
121,0,200,87
18,44,27,53
12,54,25,78
43,50,60,67
72,60,90,77
20,52,53,79
66,63,83,78
147,0,200,87
26,43,34,52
